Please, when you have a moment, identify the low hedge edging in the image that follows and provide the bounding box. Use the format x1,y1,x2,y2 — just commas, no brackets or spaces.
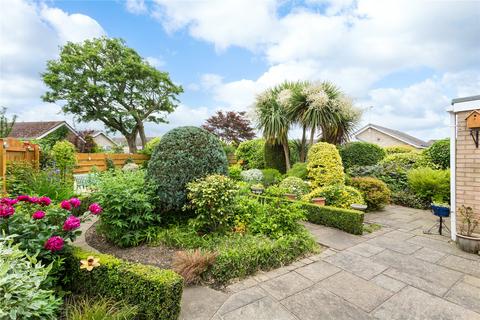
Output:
300,202,364,235
63,247,184,320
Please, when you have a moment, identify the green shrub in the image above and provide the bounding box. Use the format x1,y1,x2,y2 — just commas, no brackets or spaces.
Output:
279,176,310,198
348,177,391,211
307,142,345,188
423,138,450,169
235,138,265,169
64,296,138,320
240,168,263,184
147,126,228,212
139,137,161,157
0,238,61,320
286,162,308,179
63,247,183,320
391,190,430,209
264,143,287,173
261,168,283,186
92,170,158,247
303,185,364,209
407,167,450,203
51,140,76,184
384,145,417,154
340,142,386,169
380,152,433,169
301,203,364,235
186,175,239,232
228,164,243,180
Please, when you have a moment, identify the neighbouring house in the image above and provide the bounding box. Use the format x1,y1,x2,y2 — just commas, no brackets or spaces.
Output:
112,136,155,153
90,131,117,151
353,123,430,149
9,121,84,144
448,95,480,241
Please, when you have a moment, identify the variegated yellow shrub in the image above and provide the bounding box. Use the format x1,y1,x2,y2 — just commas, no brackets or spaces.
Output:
307,142,345,188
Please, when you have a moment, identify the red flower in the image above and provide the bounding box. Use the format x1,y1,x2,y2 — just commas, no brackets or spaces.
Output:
1,198,18,206
61,200,72,211
88,203,102,215
32,210,46,220
38,196,52,206
29,196,40,204
0,204,14,218
63,215,81,231
69,198,81,208
44,236,64,252
17,195,30,202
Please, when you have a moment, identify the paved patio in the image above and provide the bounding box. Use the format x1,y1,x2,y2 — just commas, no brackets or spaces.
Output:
180,205,480,320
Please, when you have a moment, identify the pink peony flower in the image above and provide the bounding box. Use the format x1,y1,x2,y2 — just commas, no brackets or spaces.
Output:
38,196,52,206
69,198,81,208
88,203,102,215
44,236,64,252
32,210,46,220
63,215,81,231
61,200,72,211
1,198,18,206
29,196,40,204
0,204,14,218
17,195,30,202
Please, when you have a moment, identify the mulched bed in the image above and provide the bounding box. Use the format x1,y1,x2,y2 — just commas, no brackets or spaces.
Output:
85,222,177,269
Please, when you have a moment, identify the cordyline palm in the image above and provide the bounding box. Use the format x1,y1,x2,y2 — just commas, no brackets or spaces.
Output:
321,95,362,144
254,82,295,170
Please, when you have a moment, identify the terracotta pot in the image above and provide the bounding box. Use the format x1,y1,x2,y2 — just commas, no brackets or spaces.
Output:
457,234,480,254
284,193,297,200
311,197,326,206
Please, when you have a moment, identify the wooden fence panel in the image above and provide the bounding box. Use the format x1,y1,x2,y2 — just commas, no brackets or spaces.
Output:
73,153,149,174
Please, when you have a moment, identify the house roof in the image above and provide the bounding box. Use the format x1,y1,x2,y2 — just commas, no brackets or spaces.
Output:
9,121,84,141
90,131,118,145
355,123,429,148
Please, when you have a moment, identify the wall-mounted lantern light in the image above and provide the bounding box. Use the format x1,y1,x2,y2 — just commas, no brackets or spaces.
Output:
466,110,480,148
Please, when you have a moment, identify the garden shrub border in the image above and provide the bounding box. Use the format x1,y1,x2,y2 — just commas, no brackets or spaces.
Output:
63,247,183,320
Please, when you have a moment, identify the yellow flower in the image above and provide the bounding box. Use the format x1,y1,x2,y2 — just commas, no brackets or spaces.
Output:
80,256,100,271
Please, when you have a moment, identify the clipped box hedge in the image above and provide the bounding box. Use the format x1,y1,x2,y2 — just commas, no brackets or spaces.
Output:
300,202,364,235
63,247,183,320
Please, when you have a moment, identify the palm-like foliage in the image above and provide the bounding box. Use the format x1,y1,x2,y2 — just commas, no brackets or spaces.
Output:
321,95,362,144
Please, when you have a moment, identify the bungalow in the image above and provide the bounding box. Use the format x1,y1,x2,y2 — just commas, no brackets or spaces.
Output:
9,121,84,144
353,123,430,150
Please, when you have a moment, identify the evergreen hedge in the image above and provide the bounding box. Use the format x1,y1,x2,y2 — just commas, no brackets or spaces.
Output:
340,142,386,169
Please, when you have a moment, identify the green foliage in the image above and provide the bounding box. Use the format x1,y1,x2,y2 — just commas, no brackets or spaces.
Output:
423,138,450,169
105,158,116,171
0,238,61,320
92,170,158,247
186,175,239,232
235,138,265,169
64,247,183,320
390,190,430,209
264,143,287,173
139,137,161,157
348,177,391,211
279,176,310,198
147,126,228,212
36,126,70,168
64,296,138,320
304,185,364,209
381,152,423,168
307,142,345,188
240,168,263,184
51,140,76,184
407,167,450,203
42,37,183,154
286,162,308,179
0,107,17,138
340,142,386,169
261,168,283,186
301,203,364,235
228,164,243,181
384,145,417,154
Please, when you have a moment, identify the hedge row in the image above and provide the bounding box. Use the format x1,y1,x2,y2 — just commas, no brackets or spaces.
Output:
300,202,364,235
63,247,183,320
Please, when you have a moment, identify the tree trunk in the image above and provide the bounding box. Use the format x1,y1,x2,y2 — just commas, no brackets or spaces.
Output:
282,142,291,171
309,127,315,146
300,125,307,162
126,134,137,154
138,122,147,149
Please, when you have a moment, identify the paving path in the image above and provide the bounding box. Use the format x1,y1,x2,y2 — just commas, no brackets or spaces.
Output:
180,205,480,320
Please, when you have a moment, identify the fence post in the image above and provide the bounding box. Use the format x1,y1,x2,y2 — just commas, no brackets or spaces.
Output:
0,139,6,194
33,143,40,170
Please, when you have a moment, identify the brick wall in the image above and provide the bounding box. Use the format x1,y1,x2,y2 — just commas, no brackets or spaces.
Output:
455,110,480,232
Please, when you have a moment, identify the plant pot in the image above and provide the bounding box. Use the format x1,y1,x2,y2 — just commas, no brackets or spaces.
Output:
311,197,326,206
284,193,297,200
456,234,480,254
431,204,450,217
250,188,264,195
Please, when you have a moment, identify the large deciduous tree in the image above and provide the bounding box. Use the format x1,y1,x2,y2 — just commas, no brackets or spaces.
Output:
42,37,183,153
202,111,255,145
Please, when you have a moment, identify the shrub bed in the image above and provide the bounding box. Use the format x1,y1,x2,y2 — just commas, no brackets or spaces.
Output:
348,177,391,211
63,247,183,320
340,142,386,169
301,202,364,235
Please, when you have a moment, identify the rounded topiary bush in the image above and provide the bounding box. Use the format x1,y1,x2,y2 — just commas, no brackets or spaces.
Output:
423,138,450,169
303,185,364,209
307,142,345,188
235,139,265,169
348,177,391,211
340,142,386,169
286,162,308,179
261,168,283,186
279,177,310,198
147,126,228,211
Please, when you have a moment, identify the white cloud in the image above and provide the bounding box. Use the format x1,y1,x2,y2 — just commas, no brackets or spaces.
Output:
125,0,148,15
145,56,165,68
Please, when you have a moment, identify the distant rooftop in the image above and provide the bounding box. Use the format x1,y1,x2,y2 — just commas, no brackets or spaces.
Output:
356,123,430,148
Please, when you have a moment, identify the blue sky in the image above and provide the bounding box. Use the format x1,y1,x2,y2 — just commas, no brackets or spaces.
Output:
1,0,479,141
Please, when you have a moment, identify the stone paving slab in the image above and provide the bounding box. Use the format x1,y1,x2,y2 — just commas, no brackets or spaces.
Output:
370,274,407,293
320,271,393,312
222,296,296,320
445,280,480,314
214,286,268,316
282,284,372,320
260,271,313,300
345,242,385,257
307,225,365,250
180,286,229,320
372,286,480,320
382,267,451,296
366,235,422,254
324,251,388,280
412,246,447,263
294,260,341,283
438,254,480,277
407,235,480,261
